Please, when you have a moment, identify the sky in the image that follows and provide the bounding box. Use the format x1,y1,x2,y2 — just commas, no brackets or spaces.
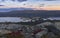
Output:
0,0,60,10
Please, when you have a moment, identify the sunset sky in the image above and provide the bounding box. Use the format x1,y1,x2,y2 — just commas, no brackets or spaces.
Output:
0,0,60,10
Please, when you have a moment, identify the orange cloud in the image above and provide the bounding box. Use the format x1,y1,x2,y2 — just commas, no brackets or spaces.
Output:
0,5,60,10
33,6,60,10
43,6,60,10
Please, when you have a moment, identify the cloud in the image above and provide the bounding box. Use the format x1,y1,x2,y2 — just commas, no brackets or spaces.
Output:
18,0,27,2
33,0,60,1
0,0,27,3
45,0,58,1
0,0,60,10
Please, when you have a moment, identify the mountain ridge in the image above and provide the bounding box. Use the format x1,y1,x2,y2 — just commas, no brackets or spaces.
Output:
0,10,60,18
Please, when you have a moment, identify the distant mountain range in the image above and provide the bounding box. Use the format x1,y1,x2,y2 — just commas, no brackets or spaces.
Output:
0,8,33,12
0,10,60,18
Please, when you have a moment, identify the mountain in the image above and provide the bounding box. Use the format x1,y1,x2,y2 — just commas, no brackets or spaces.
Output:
0,8,33,12
0,10,60,18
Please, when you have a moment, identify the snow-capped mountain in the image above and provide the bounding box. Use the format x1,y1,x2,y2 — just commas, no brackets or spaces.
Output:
0,8,33,12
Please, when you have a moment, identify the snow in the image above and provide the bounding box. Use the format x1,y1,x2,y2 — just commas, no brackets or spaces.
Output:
47,17,60,20
0,8,33,12
0,17,31,22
